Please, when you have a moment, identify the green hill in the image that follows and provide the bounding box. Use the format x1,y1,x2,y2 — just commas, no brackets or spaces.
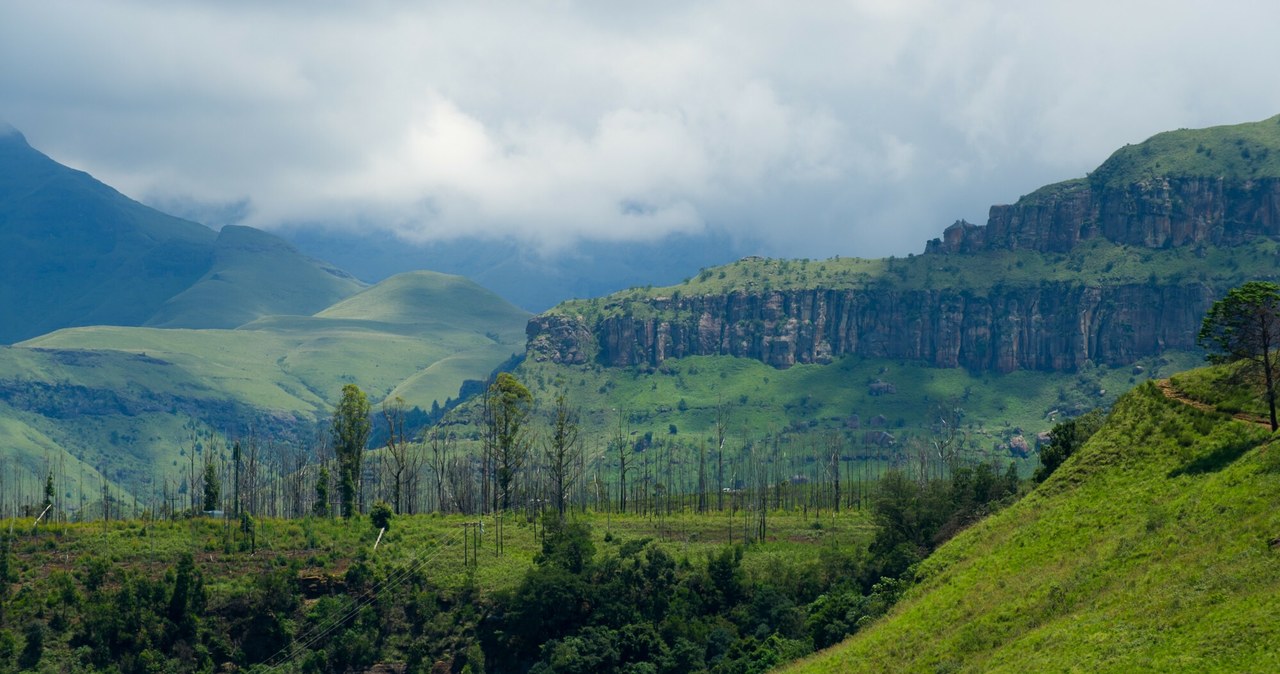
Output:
3,272,529,506
143,225,364,329
781,373,1280,672
316,269,530,332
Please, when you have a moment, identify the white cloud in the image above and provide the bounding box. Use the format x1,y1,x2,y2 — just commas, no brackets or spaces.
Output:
3,0,1280,257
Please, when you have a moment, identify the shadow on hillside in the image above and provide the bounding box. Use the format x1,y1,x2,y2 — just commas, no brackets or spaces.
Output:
1168,437,1260,477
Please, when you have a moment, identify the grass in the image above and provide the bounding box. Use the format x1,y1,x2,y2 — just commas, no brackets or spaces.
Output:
496,352,1201,475
545,237,1280,324
2,509,875,599
143,225,364,330
1089,113,1280,190
780,370,1280,672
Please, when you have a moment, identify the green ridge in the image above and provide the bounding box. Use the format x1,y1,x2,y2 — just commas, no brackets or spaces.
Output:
781,373,1280,672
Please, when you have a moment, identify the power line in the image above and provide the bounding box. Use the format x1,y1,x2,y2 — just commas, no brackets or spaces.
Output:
263,526,465,671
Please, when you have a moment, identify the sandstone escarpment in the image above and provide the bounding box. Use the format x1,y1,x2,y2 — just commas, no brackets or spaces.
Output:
530,117,1280,375
927,177,1280,254
526,282,1215,373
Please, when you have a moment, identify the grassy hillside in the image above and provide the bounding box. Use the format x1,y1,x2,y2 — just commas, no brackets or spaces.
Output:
545,236,1280,324
1,272,529,507
509,352,1199,460
1090,113,1280,189
144,225,365,329
781,372,1280,672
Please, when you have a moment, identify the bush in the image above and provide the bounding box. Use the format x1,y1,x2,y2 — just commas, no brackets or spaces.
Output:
370,501,393,532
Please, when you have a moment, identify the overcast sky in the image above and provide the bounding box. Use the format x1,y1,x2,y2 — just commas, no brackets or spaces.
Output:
4,1,1280,259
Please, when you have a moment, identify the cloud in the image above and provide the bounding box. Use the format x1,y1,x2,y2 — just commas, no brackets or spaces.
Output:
3,1,1280,258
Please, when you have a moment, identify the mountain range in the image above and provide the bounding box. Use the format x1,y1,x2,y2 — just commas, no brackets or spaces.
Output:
3,115,1280,513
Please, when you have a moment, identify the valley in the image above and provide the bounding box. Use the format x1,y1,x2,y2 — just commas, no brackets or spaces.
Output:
0,112,1279,672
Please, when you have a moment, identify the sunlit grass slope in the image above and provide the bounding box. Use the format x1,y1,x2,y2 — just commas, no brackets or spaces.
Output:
511,351,1200,464
4,272,528,500
781,373,1280,673
144,225,365,329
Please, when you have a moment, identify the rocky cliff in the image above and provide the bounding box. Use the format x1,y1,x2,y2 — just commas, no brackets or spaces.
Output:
527,116,1280,374
927,176,1280,254
527,282,1216,373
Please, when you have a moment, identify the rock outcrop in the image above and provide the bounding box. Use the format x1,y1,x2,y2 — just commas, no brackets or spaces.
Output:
526,282,1215,373
926,177,1280,254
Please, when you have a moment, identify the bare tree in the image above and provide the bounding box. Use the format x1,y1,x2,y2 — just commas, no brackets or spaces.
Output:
544,394,581,519
715,400,729,511
382,396,421,514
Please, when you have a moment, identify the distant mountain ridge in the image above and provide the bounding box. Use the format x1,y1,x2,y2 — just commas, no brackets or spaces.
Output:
0,126,363,343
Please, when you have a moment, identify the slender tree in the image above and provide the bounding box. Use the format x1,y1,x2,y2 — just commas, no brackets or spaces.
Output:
1198,281,1280,431
545,393,581,518
427,428,452,513
331,384,372,518
202,457,220,513
382,396,415,514
313,466,331,517
486,373,533,511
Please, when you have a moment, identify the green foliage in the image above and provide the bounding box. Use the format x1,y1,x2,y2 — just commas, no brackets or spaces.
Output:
18,620,44,670
0,629,15,671
487,372,534,510
1033,409,1106,482
868,461,1018,581
1198,280,1280,429
313,466,330,518
332,383,371,518
783,376,1280,673
202,458,221,512
370,501,393,531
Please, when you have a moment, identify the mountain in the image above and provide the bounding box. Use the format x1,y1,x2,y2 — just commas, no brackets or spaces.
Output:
284,227,754,312
144,225,363,329
0,126,362,343
527,116,1280,376
782,370,1280,671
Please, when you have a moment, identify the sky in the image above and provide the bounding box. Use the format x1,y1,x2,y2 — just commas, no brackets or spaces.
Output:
4,0,1280,260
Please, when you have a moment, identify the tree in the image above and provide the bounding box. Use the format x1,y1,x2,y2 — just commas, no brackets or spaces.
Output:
1034,409,1105,482
313,466,331,517
486,373,532,511
545,393,582,518
1198,281,1280,430
332,384,372,518
202,457,221,512
382,396,417,514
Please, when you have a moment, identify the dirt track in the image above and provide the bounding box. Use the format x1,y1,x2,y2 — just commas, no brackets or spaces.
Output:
1155,379,1274,429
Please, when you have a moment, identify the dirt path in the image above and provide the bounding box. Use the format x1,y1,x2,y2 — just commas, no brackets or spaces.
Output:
1155,379,1274,429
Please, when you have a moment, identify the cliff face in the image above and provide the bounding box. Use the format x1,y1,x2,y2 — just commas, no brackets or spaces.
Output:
928,177,1280,254
530,118,1280,374
527,282,1216,373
